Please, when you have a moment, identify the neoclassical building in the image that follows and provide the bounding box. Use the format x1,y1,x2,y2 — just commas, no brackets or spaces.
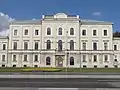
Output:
0,13,119,68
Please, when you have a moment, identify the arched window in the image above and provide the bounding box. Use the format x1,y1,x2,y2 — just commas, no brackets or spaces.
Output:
46,40,51,50
46,57,51,65
70,28,74,35
58,27,62,35
47,27,51,35
70,40,74,50
70,57,74,65
58,40,62,51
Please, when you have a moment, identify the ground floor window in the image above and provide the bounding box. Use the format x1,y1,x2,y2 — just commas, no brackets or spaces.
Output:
2,64,5,67
24,65,27,67
46,57,51,65
70,57,74,65
34,65,38,67
105,65,108,68
13,65,16,67
114,65,118,68
83,65,87,68
94,65,97,68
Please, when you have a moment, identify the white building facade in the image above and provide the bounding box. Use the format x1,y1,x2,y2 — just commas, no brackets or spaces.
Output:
0,13,119,68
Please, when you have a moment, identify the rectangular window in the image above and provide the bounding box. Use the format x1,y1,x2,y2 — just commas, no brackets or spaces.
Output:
14,29,18,35
13,42,17,50
104,30,107,36
2,55,5,62
93,42,97,50
93,55,97,62
93,30,96,36
104,55,108,62
35,30,39,35
83,55,86,62
13,55,16,62
35,42,38,50
3,44,6,50
24,29,28,35
24,42,28,50
34,55,38,62
24,55,27,62
82,30,86,36
114,45,117,50
104,43,108,50
82,42,86,50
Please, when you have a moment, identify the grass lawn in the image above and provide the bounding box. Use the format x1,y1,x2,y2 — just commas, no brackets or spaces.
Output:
0,67,120,72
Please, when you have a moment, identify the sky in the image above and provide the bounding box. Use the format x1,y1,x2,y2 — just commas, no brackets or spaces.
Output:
0,0,119,36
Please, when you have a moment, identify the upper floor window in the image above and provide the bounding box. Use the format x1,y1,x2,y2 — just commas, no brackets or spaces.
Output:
93,30,97,36
82,30,86,36
46,40,51,50
2,55,5,62
104,42,108,50
47,28,51,35
46,57,51,65
14,29,18,35
24,29,28,35
93,55,97,62
34,55,38,62
35,30,39,35
58,40,62,51
114,45,117,50
70,57,74,65
82,42,86,50
104,30,107,36
104,55,108,62
24,42,28,50
24,55,27,62
13,55,17,62
82,55,86,62
3,44,6,50
58,27,62,35
35,42,38,50
70,28,74,35
13,42,17,50
93,42,97,50
70,40,74,50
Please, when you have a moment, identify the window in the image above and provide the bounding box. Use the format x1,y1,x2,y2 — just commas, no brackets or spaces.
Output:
94,65,97,68
105,65,108,68
58,27,62,35
114,45,117,50
13,42,17,50
46,40,51,50
34,65,38,67
35,30,39,35
13,55,17,62
104,43,108,50
83,55,86,62
82,30,86,36
104,30,107,36
70,40,74,50
2,65,5,67
70,57,74,65
104,55,108,62
46,57,51,65
2,55,5,62
114,65,118,68
114,59,117,62
34,55,38,62
14,29,17,35
13,65,16,67
70,28,74,35
93,55,97,62
82,42,86,50
83,65,87,68
24,42,28,50
93,30,96,36
24,65,27,67
3,44,6,50
47,28,51,35
24,29,28,35
93,42,97,50
35,42,38,50
24,55,27,62
58,40,62,51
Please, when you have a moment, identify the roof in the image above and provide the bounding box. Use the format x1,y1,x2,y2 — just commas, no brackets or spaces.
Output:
81,19,113,25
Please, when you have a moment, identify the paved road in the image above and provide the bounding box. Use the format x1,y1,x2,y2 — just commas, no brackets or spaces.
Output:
0,78,119,88
1,72,120,75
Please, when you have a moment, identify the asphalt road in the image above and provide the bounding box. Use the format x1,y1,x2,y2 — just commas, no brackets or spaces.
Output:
1,72,120,75
0,78,119,88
